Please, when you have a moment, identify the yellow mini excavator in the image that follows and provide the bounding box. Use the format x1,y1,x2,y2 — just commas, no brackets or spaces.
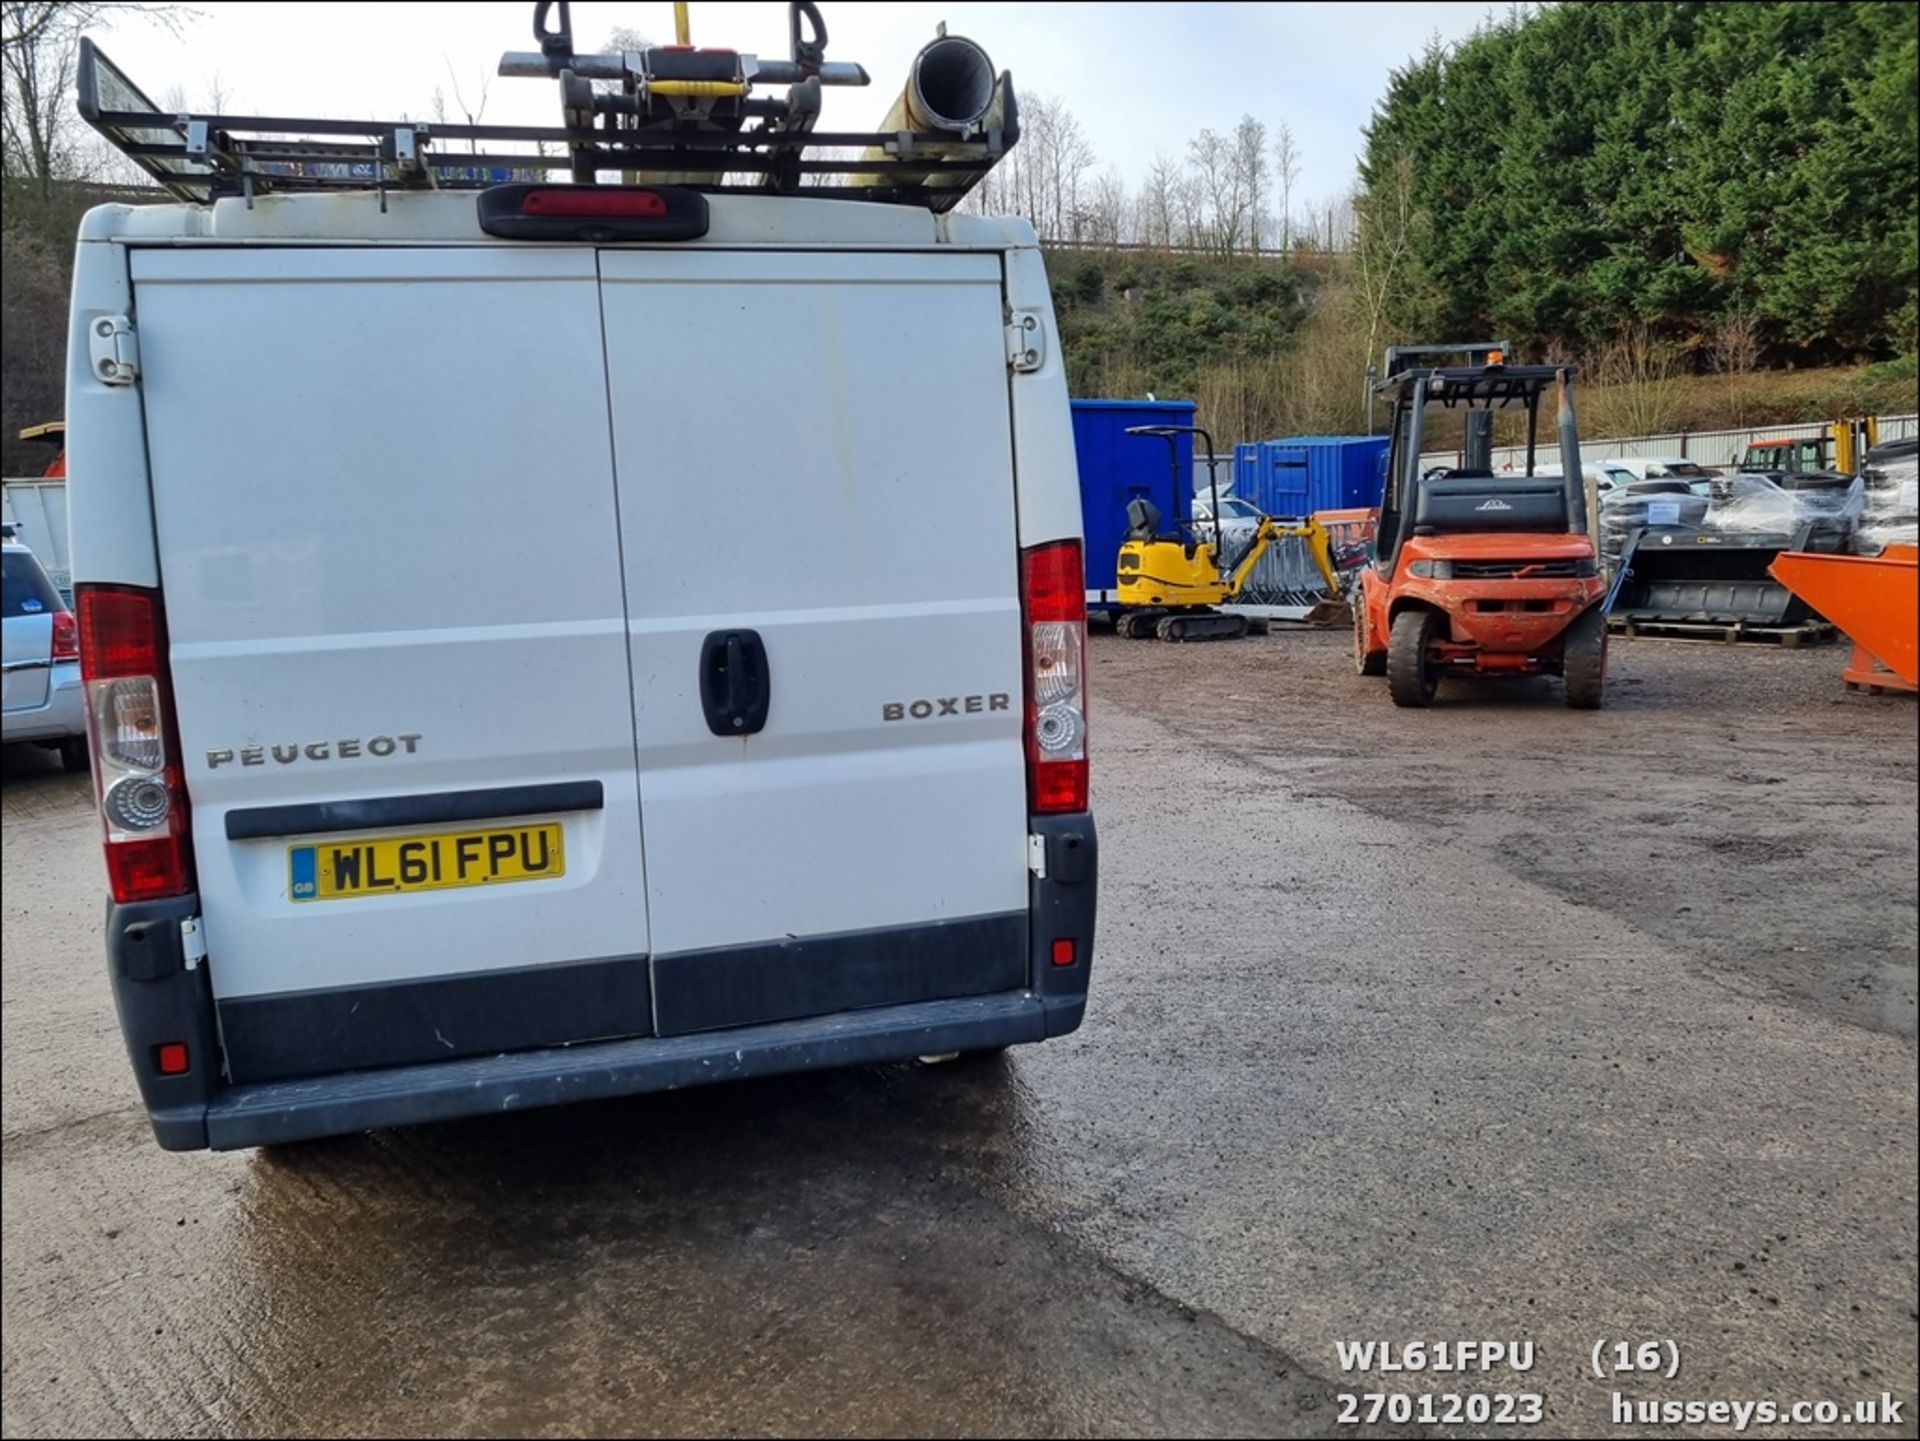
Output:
1114,423,1342,641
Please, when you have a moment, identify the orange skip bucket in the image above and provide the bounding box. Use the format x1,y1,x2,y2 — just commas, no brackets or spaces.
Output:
1769,543,1919,693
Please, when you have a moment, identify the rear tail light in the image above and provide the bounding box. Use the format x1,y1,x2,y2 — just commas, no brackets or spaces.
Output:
51,610,79,661
1020,539,1089,814
77,585,195,903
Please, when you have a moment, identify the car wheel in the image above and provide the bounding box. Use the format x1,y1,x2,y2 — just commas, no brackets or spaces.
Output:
1386,608,1440,707
58,735,90,773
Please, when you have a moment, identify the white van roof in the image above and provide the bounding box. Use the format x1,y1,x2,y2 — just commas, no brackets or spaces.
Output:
78,189,1038,251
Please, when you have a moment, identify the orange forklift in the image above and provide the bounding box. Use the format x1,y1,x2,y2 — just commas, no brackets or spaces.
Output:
1352,343,1610,708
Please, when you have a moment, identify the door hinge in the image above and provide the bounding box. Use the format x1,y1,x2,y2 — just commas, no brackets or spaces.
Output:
1006,310,1045,372
180,916,207,971
88,315,140,386
1027,833,1048,879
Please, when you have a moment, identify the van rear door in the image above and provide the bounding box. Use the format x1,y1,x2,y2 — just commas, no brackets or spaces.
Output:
130,247,652,1080
598,249,1029,1034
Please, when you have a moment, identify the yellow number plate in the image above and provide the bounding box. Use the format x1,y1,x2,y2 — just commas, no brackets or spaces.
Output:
288,823,564,903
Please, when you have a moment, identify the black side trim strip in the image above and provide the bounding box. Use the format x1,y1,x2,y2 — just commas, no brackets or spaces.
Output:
224,780,605,841
651,911,1027,1037
218,953,652,1083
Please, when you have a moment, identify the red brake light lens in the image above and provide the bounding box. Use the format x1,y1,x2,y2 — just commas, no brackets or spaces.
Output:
1021,540,1089,815
51,609,79,661
521,188,669,219
155,1042,190,1076
79,586,161,679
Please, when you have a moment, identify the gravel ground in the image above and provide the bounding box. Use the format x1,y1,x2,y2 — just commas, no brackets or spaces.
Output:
2,628,1914,1438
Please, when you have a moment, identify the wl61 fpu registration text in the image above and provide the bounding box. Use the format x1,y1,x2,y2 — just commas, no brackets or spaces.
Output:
289,823,563,902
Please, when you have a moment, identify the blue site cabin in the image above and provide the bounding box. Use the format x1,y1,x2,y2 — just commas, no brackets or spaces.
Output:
1231,435,1390,519
1072,398,1197,611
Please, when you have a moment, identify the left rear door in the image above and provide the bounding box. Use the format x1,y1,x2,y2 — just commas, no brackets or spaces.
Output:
131,246,652,1080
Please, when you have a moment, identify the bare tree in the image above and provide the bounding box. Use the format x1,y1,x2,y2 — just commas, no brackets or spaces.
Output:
969,93,1093,240
1043,98,1094,241
1592,322,1684,436
1707,305,1762,376
2,1,182,197
1137,150,1178,250
1353,153,1420,375
1188,127,1247,254
1232,114,1266,255
1271,122,1300,253
1172,168,1206,250
1081,165,1128,247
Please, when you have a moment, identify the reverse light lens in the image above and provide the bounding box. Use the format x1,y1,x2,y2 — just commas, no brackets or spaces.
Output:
95,676,165,770
104,773,173,832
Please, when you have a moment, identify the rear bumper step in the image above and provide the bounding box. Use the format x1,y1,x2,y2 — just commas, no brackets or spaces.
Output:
195,990,1067,1151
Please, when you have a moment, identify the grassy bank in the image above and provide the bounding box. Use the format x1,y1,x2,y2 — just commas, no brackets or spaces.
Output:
1043,248,1917,446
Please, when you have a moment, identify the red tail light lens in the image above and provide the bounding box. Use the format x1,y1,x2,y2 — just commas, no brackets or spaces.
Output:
1020,540,1089,814
50,609,79,661
78,587,161,677
77,585,195,903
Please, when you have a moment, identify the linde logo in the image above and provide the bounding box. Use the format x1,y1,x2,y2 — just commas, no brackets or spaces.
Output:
207,734,422,768
1476,498,1514,511
883,694,1011,721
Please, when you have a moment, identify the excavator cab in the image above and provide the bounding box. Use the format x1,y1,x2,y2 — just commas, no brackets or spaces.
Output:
1353,342,1610,708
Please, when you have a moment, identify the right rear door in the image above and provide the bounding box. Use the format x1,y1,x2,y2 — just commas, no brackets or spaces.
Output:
599,248,1030,1034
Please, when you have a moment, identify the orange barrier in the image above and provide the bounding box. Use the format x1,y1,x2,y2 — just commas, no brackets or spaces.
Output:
1769,543,1918,694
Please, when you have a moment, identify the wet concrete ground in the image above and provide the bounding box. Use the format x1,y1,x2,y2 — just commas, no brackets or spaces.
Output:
3,633,1915,1438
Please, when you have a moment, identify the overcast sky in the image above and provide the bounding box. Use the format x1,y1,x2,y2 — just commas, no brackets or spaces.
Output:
90,1,1505,209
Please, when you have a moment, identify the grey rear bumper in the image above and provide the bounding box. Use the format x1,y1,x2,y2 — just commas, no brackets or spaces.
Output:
201,989,1071,1150
108,812,1096,1151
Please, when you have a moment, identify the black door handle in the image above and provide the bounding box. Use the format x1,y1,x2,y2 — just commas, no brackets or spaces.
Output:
699,630,771,737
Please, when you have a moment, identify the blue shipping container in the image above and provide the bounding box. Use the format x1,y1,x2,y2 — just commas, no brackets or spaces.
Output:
1231,435,1390,518
1072,398,1196,606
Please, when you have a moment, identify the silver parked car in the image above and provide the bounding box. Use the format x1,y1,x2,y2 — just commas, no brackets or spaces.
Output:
2,533,88,771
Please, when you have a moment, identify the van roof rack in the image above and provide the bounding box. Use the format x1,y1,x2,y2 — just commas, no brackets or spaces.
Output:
77,1,1020,213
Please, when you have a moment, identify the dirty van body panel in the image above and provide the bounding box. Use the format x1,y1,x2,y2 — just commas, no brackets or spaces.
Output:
83,197,1095,1149
128,247,652,1079
599,249,1030,1031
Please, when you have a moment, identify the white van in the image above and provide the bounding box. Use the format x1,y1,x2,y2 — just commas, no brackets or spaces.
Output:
68,33,1095,1150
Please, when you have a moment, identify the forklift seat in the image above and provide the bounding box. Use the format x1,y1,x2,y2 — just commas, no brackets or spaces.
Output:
1412,472,1568,535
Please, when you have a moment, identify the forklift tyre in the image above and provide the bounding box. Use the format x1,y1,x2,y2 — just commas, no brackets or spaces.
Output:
1353,603,1386,676
1562,604,1608,710
1387,608,1441,708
